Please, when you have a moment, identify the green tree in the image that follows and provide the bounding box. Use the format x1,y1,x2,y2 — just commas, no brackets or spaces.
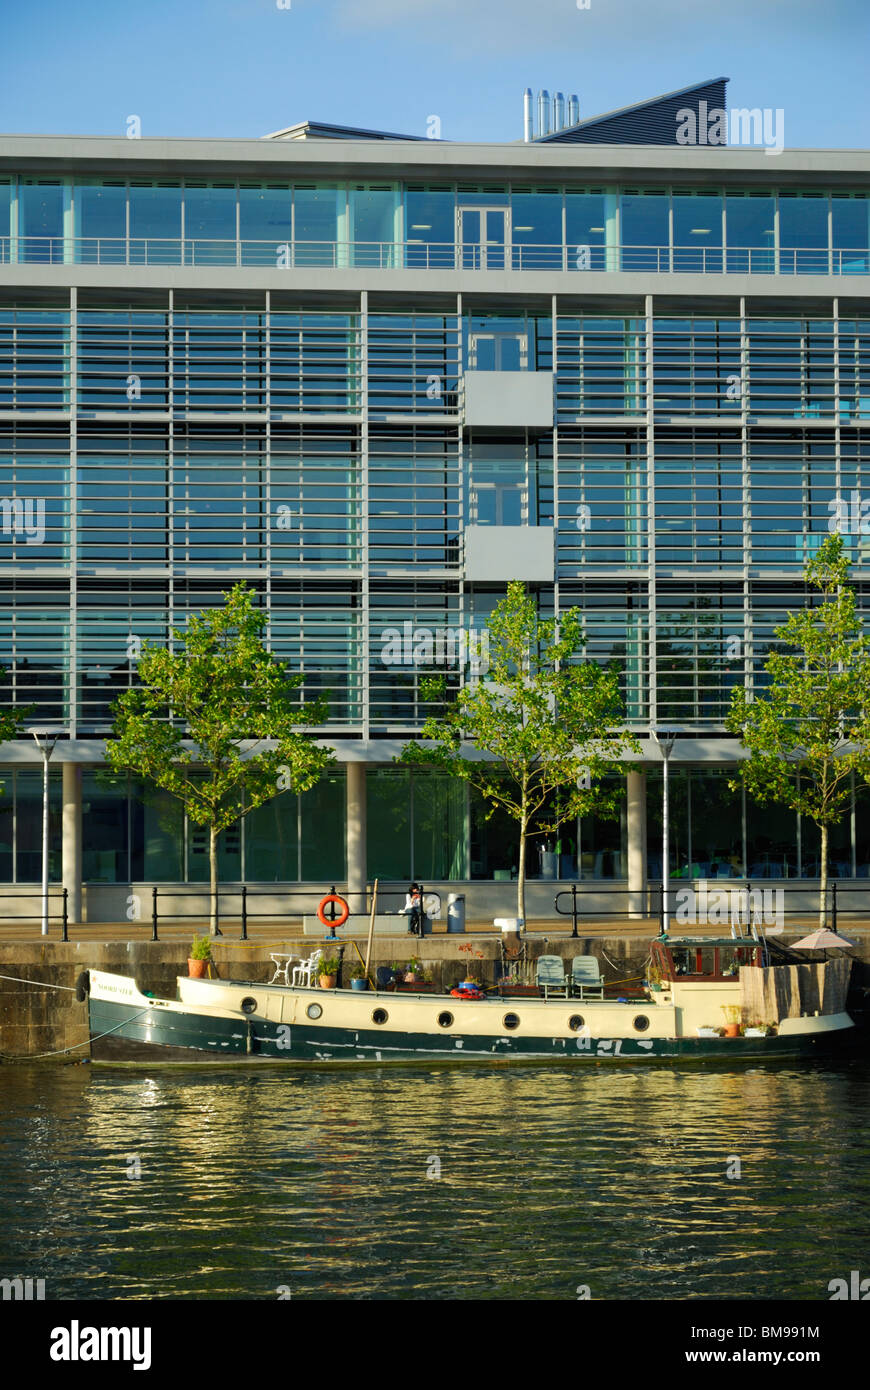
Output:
105,584,332,934
0,664,26,745
400,582,639,921
726,534,870,925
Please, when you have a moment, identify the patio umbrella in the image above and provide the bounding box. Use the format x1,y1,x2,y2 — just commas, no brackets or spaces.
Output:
790,928,856,950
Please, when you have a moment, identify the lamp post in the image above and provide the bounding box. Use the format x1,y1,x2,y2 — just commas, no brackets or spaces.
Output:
651,730,677,938
31,731,59,936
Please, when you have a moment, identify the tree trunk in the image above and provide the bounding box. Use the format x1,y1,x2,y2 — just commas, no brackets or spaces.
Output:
819,822,828,930
517,815,527,924
209,823,221,937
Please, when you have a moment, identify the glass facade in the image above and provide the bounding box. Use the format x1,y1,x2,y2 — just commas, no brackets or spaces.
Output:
0,147,868,886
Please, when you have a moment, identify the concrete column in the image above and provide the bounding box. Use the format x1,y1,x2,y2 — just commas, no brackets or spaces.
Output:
346,761,367,913
62,762,83,923
627,768,647,920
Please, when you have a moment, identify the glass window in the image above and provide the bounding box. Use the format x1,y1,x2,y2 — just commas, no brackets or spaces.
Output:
646,766,689,879
672,193,722,272
511,190,562,270
746,789,798,878
246,792,298,881
350,186,398,266
15,769,62,883
367,768,411,878
18,181,64,263
620,191,669,271
405,186,455,268
76,182,126,263
778,193,829,274
689,769,743,876
300,770,345,880
184,184,236,265
470,784,518,880
0,771,12,881
0,181,12,248
565,192,607,270
832,196,869,274
82,771,128,881
293,186,340,266
239,184,291,265
725,194,775,272
131,785,183,882
129,183,182,263
412,774,466,879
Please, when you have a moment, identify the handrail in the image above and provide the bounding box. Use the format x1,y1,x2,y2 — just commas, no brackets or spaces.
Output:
1,236,867,276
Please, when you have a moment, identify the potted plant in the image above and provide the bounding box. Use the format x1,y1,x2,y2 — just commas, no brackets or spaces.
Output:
350,965,369,992
405,956,422,983
188,935,211,978
721,1003,741,1038
319,955,340,989
458,942,485,985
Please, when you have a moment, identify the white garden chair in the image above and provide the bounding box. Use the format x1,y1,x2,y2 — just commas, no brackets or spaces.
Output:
290,948,322,988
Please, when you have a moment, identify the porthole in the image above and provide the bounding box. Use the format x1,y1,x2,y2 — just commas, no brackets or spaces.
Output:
306,1002,323,1020
568,1015,585,1031
633,1015,650,1032
372,1009,389,1025
437,1011,454,1028
502,1013,520,1030
240,997,258,1015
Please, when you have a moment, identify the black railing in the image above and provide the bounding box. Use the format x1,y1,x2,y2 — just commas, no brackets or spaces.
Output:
554,880,868,936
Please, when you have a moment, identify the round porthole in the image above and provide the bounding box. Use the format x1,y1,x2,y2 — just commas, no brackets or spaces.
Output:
568,1015,585,1031
306,1002,323,1020
502,1013,520,1030
372,1009,388,1025
437,1011,454,1028
633,1015,650,1032
240,997,258,1015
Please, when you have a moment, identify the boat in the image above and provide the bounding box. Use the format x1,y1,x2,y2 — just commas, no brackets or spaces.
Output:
81,932,857,1065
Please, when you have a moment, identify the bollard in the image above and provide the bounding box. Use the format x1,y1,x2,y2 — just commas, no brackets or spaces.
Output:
151,885,159,942
241,884,248,941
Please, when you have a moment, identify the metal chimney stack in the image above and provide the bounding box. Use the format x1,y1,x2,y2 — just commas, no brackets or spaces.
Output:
523,88,533,142
568,94,580,127
553,92,565,132
537,89,550,138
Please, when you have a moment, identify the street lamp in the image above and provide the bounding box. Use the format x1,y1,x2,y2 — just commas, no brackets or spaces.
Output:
650,730,678,938
31,730,59,936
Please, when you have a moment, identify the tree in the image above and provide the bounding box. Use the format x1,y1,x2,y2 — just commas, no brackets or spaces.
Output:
400,582,640,921
105,584,333,934
0,665,26,745
726,534,870,925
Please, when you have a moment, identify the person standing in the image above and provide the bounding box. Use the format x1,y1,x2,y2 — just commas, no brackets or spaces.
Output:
403,882,423,936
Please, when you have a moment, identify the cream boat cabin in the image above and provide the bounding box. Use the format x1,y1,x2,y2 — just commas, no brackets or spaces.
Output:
83,934,855,1064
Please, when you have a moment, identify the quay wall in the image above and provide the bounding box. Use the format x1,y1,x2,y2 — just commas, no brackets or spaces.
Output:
2,935,868,1059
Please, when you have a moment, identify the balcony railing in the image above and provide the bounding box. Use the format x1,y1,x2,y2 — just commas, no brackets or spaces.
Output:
1,237,868,276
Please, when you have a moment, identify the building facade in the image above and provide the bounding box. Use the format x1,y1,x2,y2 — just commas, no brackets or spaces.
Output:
1,83,870,919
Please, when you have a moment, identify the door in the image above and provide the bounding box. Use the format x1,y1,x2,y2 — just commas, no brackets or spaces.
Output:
467,330,529,371
459,208,509,270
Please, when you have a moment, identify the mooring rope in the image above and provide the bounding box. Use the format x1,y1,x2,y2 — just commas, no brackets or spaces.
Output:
0,971,77,991
1,1006,154,1063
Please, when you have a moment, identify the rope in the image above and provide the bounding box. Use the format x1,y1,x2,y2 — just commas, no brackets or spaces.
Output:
0,972,77,992
2,1006,154,1062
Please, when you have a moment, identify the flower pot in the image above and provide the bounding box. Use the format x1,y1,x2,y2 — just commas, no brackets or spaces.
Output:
319,974,337,989
351,978,369,991
404,972,420,983
188,958,207,978
724,1023,740,1038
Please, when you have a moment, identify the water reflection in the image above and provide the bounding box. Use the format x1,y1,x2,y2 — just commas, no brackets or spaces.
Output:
0,1060,867,1299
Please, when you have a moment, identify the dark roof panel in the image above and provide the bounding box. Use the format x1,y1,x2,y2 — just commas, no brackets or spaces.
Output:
537,77,729,145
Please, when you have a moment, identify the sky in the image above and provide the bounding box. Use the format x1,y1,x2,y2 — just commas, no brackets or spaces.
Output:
0,0,868,147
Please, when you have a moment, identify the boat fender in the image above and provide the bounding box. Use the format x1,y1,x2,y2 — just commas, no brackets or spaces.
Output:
317,894,350,929
74,971,90,1003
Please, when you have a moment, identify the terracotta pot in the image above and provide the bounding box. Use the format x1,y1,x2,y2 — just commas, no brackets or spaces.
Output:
724,1022,740,1038
188,958,207,978
319,974,337,989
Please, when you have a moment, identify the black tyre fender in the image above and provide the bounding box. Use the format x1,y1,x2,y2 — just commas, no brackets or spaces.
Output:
74,971,90,1003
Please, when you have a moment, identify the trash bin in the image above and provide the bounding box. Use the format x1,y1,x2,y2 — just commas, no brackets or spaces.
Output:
447,893,466,933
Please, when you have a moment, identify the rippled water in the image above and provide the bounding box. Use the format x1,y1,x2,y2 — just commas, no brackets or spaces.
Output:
1,1060,868,1300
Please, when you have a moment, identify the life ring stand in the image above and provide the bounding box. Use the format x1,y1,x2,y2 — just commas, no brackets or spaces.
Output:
317,894,350,929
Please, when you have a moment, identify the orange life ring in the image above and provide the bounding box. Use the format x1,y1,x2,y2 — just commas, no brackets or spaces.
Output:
317,894,349,929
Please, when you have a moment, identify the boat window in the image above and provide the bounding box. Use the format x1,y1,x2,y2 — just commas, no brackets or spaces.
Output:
502,1013,520,1030
437,1012,454,1028
671,948,692,976
240,997,258,1014
372,1009,388,1025
568,1015,585,1031
633,1015,650,1032
306,1003,323,1020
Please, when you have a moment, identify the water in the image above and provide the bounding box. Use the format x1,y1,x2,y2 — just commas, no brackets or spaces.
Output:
1,1059,868,1300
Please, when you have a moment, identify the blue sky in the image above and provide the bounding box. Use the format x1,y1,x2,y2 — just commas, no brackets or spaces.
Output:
1,0,868,146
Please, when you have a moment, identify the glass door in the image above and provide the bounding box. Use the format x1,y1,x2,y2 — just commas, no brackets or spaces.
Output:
459,207,509,270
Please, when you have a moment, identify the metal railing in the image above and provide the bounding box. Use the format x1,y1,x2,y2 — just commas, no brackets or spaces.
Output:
2,237,867,276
